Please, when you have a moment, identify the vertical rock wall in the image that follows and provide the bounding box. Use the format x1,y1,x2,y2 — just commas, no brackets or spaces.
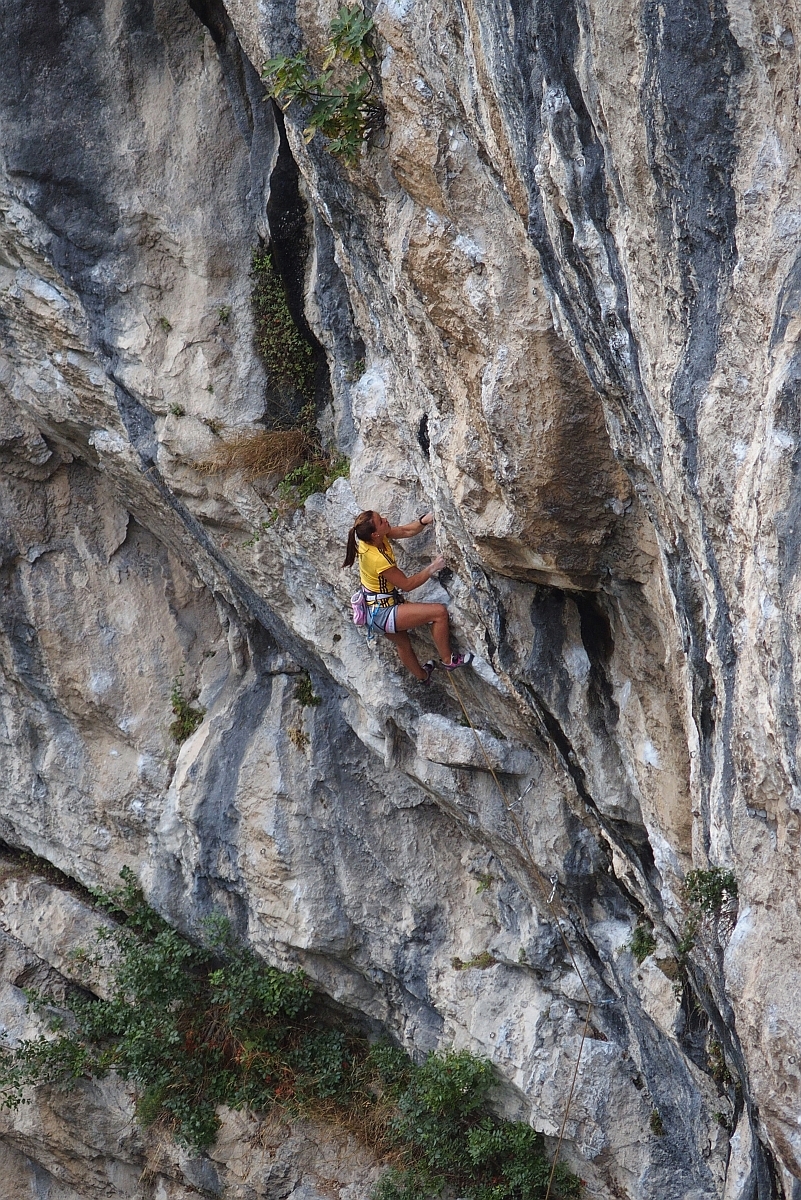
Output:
0,1,800,1197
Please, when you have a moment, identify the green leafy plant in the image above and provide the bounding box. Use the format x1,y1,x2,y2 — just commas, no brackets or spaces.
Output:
294,672,321,707
629,924,657,965
242,518,274,548
168,403,185,417
345,357,366,382
678,867,738,955
684,868,737,913
262,6,380,165
158,316,172,333
374,1049,580,1199
0,871,579,1197
278,453,350,506
252,248,315,395
451,952,496,972
707,1038,733,1087
169,671,205,744
218,305,232,324
649,1109,665,1137
475,874,494,895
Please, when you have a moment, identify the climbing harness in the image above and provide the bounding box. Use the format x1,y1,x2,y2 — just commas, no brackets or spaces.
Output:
442,670,595,1200
354,586,405,645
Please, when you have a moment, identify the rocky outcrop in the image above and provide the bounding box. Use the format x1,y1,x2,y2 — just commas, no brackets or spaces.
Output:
1,0,800,1197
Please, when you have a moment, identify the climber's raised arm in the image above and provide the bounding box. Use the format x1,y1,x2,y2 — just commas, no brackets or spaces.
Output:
380,557,445,593
386,511,434,539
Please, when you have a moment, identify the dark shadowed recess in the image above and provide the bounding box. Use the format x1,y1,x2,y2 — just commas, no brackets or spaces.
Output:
517,586,662,903
264,106,333,424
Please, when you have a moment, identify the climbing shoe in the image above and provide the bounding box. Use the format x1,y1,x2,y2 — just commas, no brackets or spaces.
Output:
421,661,436,684
442,652,474,670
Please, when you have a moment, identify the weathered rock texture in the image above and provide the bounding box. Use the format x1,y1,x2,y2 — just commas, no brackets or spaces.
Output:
1,0,800,1197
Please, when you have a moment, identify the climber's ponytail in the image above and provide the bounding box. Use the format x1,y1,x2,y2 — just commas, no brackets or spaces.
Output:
342,511,375,567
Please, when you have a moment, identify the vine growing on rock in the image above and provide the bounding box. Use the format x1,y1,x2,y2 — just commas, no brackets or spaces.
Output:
252,247,316,396
262,5,381,165
0,868,579,1199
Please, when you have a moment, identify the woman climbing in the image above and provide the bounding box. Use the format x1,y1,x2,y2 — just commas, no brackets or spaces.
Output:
343,509,473,683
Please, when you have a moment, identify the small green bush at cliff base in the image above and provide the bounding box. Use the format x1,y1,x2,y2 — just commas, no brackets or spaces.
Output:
0,870,580,1200
372,1048,579,1200
262,6,380,166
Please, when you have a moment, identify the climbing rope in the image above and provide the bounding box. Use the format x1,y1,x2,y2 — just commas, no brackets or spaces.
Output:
443,670,593,1200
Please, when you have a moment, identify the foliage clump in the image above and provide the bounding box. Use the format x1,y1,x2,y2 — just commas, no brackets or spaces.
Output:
707,1037,733,1088
684,868,737,914
294,672,321,707
678,867,738,955
201,401,349,501
252,248,315,396
0,870,580,1199
629,924,657,965
263,6,380,165
169,672,205,744
202,428,312,483
266,403,349,511
278,452,350,505
451,952,496,972
372,1046,580,1200
649,1109,665,1137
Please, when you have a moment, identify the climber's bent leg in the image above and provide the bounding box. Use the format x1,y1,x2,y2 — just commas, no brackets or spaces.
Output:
386,630,428,680
392,602,451,663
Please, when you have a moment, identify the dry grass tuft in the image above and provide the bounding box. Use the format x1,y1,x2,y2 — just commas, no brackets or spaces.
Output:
200,428,311,481
291,1091,405,1163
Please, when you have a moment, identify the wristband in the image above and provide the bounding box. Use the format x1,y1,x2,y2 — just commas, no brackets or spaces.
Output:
418,513,429,526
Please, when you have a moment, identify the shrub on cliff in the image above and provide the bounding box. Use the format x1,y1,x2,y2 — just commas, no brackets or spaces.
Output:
0,868,579,1198
262,5,381,165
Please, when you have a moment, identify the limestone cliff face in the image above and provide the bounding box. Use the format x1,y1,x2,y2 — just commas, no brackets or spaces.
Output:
0,1,799,1197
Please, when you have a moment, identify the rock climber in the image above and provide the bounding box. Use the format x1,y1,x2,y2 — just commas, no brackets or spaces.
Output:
343,509,473,683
